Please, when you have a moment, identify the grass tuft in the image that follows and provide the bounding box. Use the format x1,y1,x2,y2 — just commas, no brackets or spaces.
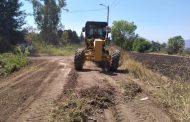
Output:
123,83,142,101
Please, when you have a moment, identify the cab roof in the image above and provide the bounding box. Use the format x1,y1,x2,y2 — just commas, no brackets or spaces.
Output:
85,21,108,27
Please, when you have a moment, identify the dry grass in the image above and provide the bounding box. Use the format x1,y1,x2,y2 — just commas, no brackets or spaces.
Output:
50,86,115,122
123,83,142,101
120,50,190,122
51,92,91,122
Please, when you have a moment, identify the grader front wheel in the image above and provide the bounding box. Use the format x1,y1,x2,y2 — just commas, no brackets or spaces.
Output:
110,50,120,72
74,49,85,70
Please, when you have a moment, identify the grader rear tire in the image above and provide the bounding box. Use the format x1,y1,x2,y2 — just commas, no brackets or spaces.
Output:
110,50,120,72
74,49,85,70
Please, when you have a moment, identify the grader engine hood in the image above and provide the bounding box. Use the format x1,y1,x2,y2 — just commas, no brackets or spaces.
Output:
94,39,105,61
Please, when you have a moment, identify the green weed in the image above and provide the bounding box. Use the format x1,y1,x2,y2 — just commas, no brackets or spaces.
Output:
0,53,28,76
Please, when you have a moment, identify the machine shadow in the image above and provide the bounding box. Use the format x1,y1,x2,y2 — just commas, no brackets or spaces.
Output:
116,69,129,74
78,68,100,72
78,68,129,76
100,69,129,76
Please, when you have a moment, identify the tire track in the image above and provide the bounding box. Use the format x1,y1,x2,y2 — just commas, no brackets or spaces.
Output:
103,76,130,122
16,62,71,122
0,60,48,92
0,60,61,122
0,58,65,94
10,58,72,122
75,62,129,122
107,73,173,122
6,62,61,122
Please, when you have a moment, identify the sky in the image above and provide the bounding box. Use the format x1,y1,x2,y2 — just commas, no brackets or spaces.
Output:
21,0,190,43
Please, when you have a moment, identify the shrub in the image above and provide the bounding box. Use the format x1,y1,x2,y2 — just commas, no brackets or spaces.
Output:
133,37,151,53
167,36,184,54
0,53,28,76
0,36,11,53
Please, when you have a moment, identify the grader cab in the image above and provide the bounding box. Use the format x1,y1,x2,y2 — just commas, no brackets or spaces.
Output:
74,21,120,71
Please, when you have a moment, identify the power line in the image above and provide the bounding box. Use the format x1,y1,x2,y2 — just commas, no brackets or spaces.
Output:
110,0,119,8
1,8,106,16
64,8,106,13
111,0,121,9
110,0,116,7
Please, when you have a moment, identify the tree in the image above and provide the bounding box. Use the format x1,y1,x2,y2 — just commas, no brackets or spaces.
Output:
60,30,79,44
161,43,167,48
29,0,66,44
133,37,151,53
167,36,184,54
0,0,25,52
150,41,161,52
71,31,80,43
80,32,84,42
111,20,137,50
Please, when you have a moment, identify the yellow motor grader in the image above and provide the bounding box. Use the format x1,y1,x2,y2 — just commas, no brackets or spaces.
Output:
74,21,120,71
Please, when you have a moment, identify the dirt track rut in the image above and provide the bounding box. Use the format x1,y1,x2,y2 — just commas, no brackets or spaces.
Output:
0,56,174,122
0,57,72,122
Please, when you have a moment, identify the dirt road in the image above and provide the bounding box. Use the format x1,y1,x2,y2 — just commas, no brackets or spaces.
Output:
0,56,174,122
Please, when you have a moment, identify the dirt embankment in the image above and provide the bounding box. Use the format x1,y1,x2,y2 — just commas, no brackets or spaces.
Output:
0,56,174,122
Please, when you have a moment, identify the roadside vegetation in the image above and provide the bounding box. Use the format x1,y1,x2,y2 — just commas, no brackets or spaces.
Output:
0,1,81,76
24,31,82,56
32,40,81,56
111,20,189,55
120,50,190,122
0,1,29,76
0,52,28,77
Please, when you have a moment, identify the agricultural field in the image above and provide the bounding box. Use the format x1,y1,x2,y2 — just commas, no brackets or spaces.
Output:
129,52,190,81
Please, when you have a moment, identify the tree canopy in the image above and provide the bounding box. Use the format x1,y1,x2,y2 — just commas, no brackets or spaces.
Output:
132,37,151,53
150,41,161,52
0,0,25,52
111,20,137,50
29,0,66,44
57,29,80,44
167,36,184,54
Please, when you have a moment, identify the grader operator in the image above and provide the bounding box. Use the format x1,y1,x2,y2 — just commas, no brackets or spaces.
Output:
74,21,120,71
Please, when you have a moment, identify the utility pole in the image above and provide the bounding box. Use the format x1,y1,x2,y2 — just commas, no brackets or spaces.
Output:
99,4,109,25
107,5,109,25
99,4,109,38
